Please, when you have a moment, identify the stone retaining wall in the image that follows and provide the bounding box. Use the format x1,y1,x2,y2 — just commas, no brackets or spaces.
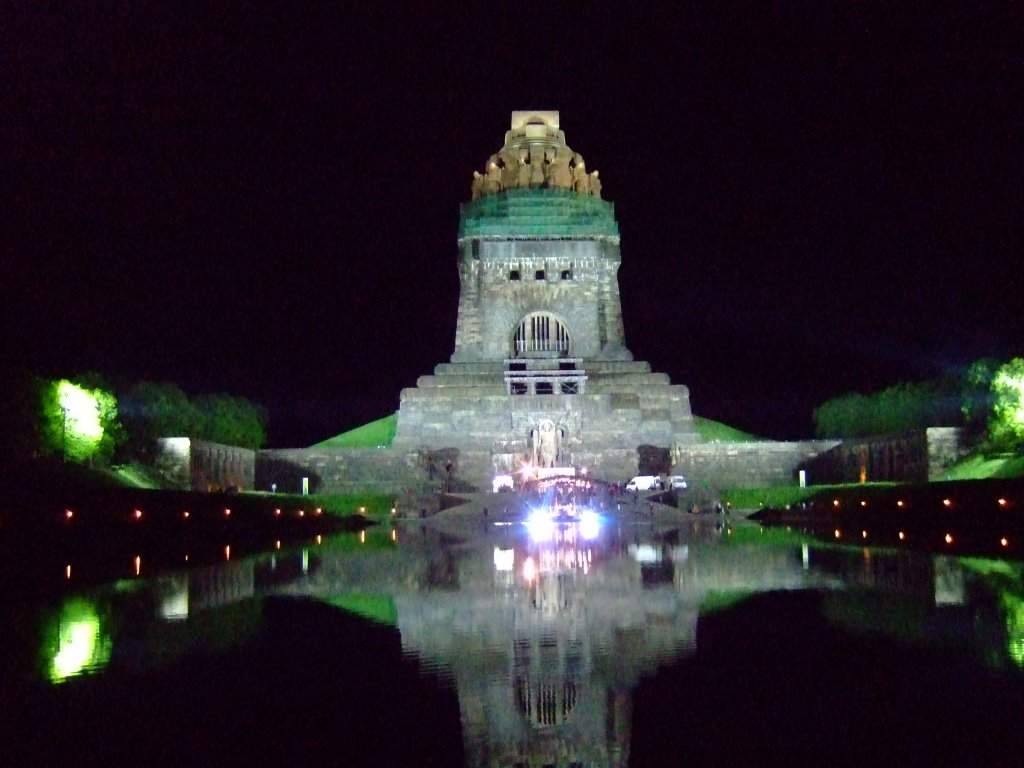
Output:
671,440,840,489
255,447,423,495
162,430,964,497
797,428,965,484
154,438,255,491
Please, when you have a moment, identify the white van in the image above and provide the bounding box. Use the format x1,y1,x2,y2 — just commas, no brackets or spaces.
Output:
625,475,661,492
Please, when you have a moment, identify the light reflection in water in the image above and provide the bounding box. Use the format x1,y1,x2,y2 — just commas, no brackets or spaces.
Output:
48,598,112,683
15,503,1024,765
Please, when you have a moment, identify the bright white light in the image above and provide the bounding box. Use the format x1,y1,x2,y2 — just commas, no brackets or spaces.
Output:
493,547,515,571
492,474,514,492
52,619,99,681
58,380,103,440
525,509,555,540
579,510,601,540
523,556,536,582
163,436,190,456
159,586,189,622
629,544,659,563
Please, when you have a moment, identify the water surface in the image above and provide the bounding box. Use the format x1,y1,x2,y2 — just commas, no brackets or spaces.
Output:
3,501,1023,766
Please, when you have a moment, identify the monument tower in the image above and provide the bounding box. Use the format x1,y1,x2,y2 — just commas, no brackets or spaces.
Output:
393,111,698,484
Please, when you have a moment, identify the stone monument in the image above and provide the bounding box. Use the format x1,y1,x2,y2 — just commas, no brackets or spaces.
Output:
392,111,699,486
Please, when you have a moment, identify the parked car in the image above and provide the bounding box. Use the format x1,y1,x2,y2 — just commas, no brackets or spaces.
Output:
668,475,688,491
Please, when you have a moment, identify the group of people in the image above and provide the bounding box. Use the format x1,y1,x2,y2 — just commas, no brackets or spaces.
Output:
471,147,602,200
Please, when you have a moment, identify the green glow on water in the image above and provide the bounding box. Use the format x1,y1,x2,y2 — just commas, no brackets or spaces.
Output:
1006,598,1024,667
48,598,112,683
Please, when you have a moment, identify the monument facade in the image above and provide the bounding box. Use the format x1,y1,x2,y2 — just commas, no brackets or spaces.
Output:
392,112,700,485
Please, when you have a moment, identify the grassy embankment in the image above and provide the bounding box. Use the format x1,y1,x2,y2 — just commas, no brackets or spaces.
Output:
311,414,397,449
692,415,766,443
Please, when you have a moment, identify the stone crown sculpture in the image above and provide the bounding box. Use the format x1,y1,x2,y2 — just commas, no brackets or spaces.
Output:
471,111,603,200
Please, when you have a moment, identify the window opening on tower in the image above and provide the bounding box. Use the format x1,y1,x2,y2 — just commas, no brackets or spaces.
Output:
514,313,570,357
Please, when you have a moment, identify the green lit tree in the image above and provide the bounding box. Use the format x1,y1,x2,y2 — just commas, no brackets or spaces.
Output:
40,378,121,464
814,379,961,439
989,357,1024,453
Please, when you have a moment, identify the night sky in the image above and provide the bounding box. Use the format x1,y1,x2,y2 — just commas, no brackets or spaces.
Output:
6,3,1022,447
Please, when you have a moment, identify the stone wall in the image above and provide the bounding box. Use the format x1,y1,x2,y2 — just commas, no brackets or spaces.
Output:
255,447,424,495
154,438,255,491
452,238,627,363
926,427,966,479
670,440,840,489
797,428,966,485
162,431,964,498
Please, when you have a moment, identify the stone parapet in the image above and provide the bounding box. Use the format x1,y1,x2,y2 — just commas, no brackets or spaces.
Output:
256,447,422,495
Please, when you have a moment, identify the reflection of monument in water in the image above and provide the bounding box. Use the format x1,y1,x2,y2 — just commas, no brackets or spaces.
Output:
392,111,699,485
391,523,808,768
66,526,1012,767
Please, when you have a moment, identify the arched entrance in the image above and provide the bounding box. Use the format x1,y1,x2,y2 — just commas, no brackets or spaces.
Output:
513,312,570,357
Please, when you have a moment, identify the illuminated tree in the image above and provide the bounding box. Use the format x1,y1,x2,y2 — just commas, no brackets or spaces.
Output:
813,379,960,438
989,357,1024,452
40,379,120,464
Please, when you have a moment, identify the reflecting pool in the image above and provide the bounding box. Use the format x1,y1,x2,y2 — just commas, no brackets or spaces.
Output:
3,500,1023,766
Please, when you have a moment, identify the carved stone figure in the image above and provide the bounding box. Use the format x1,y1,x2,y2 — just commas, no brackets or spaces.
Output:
517,152,532,189
484,159,502,194
547,154,573,189
573,161,590,195
590,170,602,199
530,153,546,187
499,150,518,189
471,170,484,200
531,419,561,468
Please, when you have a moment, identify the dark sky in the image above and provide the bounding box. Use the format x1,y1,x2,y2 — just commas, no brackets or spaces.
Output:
6,3,1022,446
